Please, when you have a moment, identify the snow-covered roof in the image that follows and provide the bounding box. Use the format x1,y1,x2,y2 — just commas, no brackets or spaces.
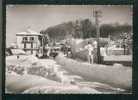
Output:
16,29,41,36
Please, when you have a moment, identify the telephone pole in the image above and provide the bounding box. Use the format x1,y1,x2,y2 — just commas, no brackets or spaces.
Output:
93,10,102,64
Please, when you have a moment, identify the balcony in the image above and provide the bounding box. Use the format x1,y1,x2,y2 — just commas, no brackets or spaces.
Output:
22,40,36,43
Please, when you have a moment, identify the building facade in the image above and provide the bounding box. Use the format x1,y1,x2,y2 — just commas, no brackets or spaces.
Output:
16,29,41,55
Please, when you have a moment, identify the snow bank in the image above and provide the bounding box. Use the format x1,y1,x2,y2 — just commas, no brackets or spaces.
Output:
6,73,101,94
55,53,132,89
6,55,40,75
6,74,61,93
6,55,38,67
6,54,131,93
11,49,26,55
6,55,80,85
23,85,101,94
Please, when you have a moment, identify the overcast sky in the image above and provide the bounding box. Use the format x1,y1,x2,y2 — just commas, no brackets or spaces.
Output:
6,5,132,46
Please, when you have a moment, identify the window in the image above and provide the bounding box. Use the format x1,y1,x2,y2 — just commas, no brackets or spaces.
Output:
22,37,27,49
22,37,28,42
30,37,34,41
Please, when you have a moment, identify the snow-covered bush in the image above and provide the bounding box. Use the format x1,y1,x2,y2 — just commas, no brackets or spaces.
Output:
27,66,48,77
7,65,25,75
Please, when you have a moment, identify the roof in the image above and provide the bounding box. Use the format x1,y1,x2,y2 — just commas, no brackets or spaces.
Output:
16,29,41,36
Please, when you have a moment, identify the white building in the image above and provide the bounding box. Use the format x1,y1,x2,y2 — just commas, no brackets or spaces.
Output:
16,29,42,55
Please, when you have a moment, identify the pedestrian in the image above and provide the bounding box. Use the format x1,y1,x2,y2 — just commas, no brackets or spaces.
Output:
84,41,94,64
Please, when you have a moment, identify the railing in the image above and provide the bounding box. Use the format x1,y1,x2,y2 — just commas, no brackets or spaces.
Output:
23,48,39,50
22,40,36,43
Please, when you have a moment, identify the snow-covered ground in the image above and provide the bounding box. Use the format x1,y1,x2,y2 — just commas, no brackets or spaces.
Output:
6,54,131,94
55,53,132,90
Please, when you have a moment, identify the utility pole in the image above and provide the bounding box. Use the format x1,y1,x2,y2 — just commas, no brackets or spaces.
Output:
93,10,102,64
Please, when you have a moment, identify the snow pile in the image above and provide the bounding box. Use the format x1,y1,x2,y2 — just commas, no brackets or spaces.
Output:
6,64,25,75
23,85,101,94
6,55,87,93
77,81,125,94
6,74,61,93
26,55,38,64
27,66,49,78
55,53,132,90
6,55,38,68
6,56,62,82
11,49,26,55
37,59,84,84
6,72,102,94
6,55,39,75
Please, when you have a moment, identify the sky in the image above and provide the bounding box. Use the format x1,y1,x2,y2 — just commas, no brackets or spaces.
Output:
6,5,133,47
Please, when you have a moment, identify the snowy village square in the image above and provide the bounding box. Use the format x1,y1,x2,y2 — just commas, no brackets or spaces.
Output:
5,5,132,94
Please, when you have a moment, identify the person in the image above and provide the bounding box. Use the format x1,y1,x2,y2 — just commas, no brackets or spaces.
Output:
84,42,94,64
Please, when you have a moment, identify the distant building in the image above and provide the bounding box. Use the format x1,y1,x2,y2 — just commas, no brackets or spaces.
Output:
16,29,42,55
